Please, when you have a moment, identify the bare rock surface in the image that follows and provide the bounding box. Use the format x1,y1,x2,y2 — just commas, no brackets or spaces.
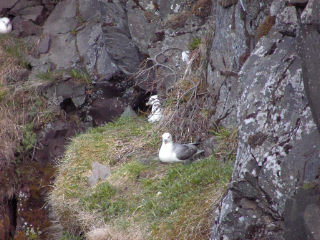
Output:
210,1,320,237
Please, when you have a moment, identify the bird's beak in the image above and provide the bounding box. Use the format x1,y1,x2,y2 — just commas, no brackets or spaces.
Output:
163,139,167,144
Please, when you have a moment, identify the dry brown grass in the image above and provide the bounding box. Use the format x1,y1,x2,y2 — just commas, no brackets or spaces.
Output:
153,187,225,240
154,39,214,142
163,12,191,29
133,20,216,143
0,36,29,166
192,0,213,18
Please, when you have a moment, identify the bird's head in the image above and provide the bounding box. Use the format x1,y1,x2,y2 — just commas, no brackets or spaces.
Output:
1,17,10,26
0,17,12,33
146,95,159,106
162,132,172,144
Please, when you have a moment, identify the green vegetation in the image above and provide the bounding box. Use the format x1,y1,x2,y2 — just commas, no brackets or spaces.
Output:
49,116,235,239
0,34,29,68
211,126,238,161
189,37,202,50
70,69,91,85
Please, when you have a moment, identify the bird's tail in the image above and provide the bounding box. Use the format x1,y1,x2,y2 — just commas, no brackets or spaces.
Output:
193,138,202,145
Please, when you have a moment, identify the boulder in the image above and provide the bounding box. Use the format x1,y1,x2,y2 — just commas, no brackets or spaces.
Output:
207,3,247,128
44,81,86,108
88,161,111,187
36,36,51,54
297,0,320,135
275,6,298,36
0,0,19,14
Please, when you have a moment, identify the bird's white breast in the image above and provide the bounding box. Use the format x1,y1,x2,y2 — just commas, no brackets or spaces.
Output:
159,142,180,163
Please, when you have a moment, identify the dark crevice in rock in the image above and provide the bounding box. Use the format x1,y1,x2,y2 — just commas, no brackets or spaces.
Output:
7,196,17,239
60,98,77,113
248,132,268,149
264,42,277,56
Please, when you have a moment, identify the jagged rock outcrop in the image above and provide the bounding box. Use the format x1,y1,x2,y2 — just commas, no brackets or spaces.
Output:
210,0,320,239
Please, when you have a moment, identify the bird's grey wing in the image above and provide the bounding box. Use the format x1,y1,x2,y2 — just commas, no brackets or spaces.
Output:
173,143,197,160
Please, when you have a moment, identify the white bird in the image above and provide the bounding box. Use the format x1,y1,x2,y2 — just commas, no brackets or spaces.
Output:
0,17,12,34
146,95,162,123
159,133,204,163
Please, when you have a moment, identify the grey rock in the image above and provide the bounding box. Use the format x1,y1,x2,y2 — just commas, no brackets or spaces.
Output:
42,33,80,70
287,0,309,5
283,180,320,240
101,24,142,75
239,198,258,210
208,3,246,128
297,4,320,135
211,27,320,239
36,36,51,54
29,63,52,81
78,0,101,21
270,0,286,17
202,136,219,157
88,161,111,187
300,0,320,25
76,21,119,79
88,98,125,126
275,6,298,37
44,81,86,108
76,0,120,79
126,0,161,54
43,0,77,34
11,17,42,36
20,6,44,23
158,0,188,20
121,105,137,118
9,0,38,16
0,0,18,13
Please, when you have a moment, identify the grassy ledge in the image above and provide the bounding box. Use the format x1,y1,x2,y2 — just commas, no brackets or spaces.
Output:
48,116,234,240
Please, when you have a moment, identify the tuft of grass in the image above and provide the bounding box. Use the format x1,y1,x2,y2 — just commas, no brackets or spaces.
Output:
192,0,212,18
163,12,191,29
189,37,202,50
70,69,91,85
210,126,238,161
257,15,276,40
48,116,234,239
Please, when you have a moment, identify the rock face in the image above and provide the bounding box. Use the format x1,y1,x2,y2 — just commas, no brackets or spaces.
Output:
210,0,320,239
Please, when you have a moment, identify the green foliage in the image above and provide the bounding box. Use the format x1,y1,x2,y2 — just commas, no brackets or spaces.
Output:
60,231,85,240
19,123,36,152
137,157,233,218
210,126,238,161
70,69,91,85
80,181,126,220
189,37,201,50
36,69,54,82
0,85,8,102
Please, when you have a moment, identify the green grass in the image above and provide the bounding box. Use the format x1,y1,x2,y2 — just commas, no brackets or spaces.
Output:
70,69,91,85
189,37,202,50
49,116,235,239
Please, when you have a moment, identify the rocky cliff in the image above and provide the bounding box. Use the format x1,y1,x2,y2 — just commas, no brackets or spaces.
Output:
0,0,319,239
210,0,320,239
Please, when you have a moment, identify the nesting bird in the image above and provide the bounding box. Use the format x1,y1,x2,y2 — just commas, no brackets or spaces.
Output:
159,133,204,163
0,17,12,34
146,95,162,123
